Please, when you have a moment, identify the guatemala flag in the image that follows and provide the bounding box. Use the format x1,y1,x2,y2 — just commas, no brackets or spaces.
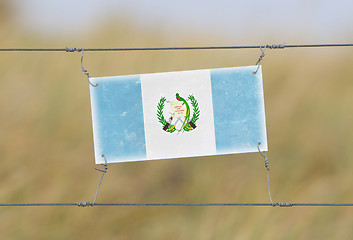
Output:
90,66,267,164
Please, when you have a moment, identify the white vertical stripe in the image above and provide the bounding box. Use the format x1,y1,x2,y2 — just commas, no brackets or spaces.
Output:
141,70,216,160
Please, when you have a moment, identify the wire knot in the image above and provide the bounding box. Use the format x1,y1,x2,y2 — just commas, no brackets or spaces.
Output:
256,51,265,65
264,159,269,169
76,202,93,207
95,154,108,173
267,43,286,49
65,47,82,52
274,202,293,207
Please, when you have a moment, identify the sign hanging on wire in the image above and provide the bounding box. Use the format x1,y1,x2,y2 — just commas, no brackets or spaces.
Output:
89,65,268,164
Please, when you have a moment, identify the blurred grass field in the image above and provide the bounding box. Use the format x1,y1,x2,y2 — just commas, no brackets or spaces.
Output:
1,7,353,240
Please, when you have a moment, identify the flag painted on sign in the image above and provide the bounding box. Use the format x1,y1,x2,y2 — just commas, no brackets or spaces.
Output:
90,65,267,164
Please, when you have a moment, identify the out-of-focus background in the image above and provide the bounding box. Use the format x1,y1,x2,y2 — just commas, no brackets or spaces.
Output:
1,0,353,239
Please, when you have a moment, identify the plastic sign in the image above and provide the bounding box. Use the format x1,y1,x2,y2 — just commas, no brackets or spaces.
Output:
90,66,267,164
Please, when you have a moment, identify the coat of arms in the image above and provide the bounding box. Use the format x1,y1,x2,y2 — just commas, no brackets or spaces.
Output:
157,93,200,134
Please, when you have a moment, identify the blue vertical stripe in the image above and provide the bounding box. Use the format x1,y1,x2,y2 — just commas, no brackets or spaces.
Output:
90,75,146,163
210,66,267,154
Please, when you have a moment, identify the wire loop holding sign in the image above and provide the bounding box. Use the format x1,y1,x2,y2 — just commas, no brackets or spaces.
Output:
252,43,285,75
253,46,267,75
257,142,274,206
92,154,108,205
80,49,98,87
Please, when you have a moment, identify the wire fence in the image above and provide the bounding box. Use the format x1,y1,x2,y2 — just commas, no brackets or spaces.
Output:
1,42,353,207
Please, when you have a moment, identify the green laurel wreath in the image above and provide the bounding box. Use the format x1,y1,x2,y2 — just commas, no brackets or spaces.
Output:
157,97,167,125
188,95,200,126
157,97,176,133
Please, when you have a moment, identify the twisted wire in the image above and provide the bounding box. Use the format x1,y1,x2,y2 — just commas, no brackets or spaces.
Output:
80,49,98,87
92,154,108,206
257,142,273,205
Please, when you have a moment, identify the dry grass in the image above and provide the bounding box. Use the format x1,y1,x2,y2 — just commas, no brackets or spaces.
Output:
1,16,353,240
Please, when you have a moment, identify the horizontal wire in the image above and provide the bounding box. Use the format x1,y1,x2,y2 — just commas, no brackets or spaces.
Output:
1,202,353,207
0,203,78,206
0,43,353,52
